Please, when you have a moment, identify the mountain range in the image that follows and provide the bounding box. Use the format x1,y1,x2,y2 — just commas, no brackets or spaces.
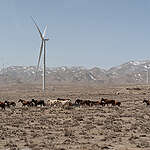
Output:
0,60,150,85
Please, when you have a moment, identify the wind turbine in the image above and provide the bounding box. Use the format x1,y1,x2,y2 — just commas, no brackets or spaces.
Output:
31,16,49,91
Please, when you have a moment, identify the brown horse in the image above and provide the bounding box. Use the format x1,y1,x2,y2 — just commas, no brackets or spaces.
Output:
101,98,115,106
18,99,33,107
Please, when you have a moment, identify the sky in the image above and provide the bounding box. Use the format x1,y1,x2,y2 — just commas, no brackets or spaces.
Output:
0,0,150,69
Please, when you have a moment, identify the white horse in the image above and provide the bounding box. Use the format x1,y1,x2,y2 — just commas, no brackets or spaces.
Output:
47,98,71,107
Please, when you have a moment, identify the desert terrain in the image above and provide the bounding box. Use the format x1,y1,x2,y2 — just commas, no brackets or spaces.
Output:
0,83,150,150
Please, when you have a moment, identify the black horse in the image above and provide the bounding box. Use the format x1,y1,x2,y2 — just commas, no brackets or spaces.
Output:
32,99,45,106
75,99,83,105
5,101,16,108
0,101,6,110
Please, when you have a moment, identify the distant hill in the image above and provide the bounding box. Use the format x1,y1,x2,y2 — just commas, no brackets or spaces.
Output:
0,60,150,85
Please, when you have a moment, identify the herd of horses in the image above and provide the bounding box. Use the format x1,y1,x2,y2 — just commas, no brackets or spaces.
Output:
0,97,150,110
75,98,121,107
0,98,46,110
0,97,121,110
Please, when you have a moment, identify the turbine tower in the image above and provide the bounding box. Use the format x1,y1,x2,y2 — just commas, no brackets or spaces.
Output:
31,16,49,92
145,65,150,84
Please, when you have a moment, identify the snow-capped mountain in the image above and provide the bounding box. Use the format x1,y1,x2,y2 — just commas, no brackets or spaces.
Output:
0,60,150,85
0,66,106,83
106,60,150,84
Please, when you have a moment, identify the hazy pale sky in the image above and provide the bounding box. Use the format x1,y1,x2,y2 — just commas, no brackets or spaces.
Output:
0,0,150,69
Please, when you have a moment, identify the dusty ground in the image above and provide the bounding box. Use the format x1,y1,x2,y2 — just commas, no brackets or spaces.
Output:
0,83,150,150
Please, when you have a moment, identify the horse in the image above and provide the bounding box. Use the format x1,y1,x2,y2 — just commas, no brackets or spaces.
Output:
75,99,89,106
47,99,59,106
32,99,45,106
99,101,105,106
101,98,115,106
75,99,83,105
62,101,73,109
18,99,33,107
59,99,71,106
0,101,6,110
75,99,93,107
4,101,16,108
143,99,150,106
83,100,93,106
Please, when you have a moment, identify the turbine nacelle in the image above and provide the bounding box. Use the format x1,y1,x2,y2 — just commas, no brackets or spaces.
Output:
45,38,49,41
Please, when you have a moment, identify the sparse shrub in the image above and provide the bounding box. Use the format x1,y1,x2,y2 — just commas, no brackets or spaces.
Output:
64,128,73,137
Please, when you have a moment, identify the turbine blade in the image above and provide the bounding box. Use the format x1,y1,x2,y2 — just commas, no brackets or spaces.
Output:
35,41,44,80
31,16,43,39
37,41,44,71
43,25,47,38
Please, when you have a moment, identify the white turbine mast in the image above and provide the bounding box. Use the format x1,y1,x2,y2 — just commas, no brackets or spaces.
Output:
31,16,49,92
144,65,150,84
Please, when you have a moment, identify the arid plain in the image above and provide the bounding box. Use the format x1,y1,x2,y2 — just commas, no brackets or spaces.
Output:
0,83,150,150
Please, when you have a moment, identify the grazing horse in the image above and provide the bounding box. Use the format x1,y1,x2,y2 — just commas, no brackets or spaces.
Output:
59,99,71,106
0,101,5,110
47,99,59,106
32,99,45,106
101,98,115,106
62,101,73,108
80,100,90,106
75,99,94,107
5,101,16,108
143,99,150,106
56,98,72,106
18,99,33,107
75,99,83,105
75,99,89,106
